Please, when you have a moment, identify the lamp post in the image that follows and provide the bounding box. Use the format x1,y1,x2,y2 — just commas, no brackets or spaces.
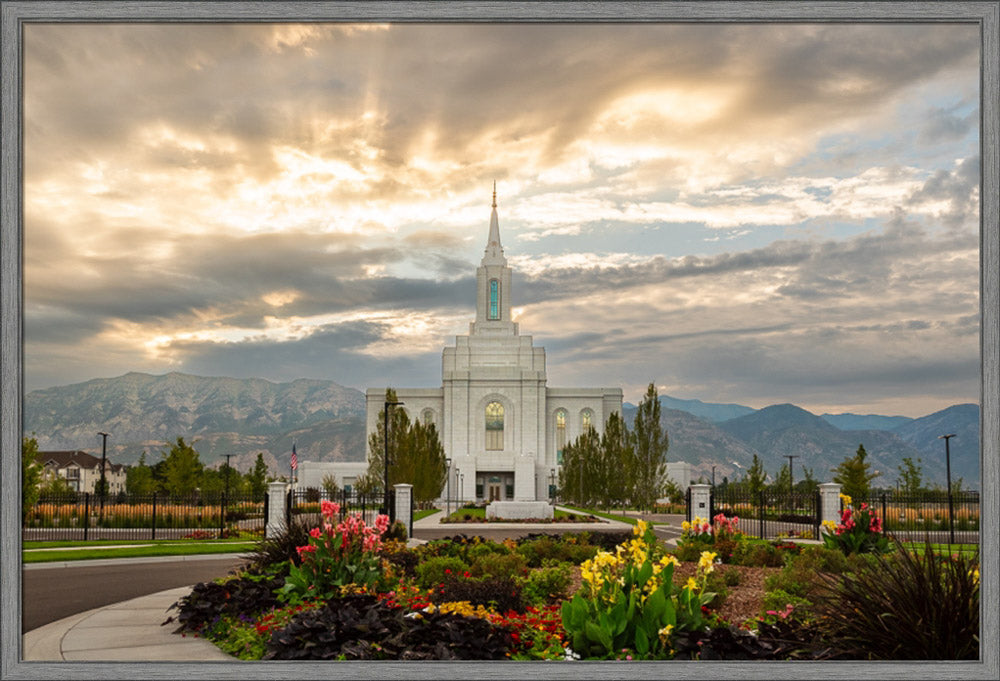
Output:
549,468,556,504
939,434,956,545
459,473,465,506
711,465,716,489
384,400,404,523
97,431,110,521
445,457,452,518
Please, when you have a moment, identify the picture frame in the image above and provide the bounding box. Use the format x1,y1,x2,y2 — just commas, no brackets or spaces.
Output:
1,2,996,680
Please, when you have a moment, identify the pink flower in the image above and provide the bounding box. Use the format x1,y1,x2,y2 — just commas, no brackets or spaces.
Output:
375,514,390,533
309,527,322,539
296,544,316,557
321,499,341,519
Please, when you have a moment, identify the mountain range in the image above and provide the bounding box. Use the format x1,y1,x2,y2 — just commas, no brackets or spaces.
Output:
25,372,980,489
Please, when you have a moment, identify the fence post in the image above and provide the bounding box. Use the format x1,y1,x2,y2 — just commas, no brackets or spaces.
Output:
813,489,821,539
758,490,764,540
689,484,711,526
684,487,691,522
393,484,413,539
818,483,842,532
83,493,90,541
265,481,290,538
219,494,226,539
151,492,157,541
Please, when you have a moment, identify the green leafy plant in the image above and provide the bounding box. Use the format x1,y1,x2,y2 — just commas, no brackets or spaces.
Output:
414,555,471,590
560,521,717,659
820,493,890,555
521,563,574,605
813,537,979,659
280,500,391,604
470,551,528,581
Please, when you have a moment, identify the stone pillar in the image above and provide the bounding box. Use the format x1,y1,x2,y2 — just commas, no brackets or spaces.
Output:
393,483,413,539
819,483,842,527
514,454,536,500
265,481,289,538
689,483,712,521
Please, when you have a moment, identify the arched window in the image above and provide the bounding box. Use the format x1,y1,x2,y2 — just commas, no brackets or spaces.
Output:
488,279,500,320
556,409,567,464
485,401,504,450
422,408,435,426
581,410,594,433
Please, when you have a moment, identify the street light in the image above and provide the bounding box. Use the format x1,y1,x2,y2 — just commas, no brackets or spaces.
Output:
97,431,110,520
785,455,800,494
711,465,716,489
459,473,465,505
549,468,556,504
384,400,404,523
939,433,957,545
445,457,452,517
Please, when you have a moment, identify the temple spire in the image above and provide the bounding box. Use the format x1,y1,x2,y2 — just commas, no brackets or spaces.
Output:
484,183,504,260
492,180,497,208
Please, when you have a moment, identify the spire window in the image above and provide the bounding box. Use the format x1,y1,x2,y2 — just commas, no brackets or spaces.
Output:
489,279,500,320
556,409,567,464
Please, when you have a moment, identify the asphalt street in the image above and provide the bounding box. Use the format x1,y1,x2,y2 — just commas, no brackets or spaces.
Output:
22,554,247,632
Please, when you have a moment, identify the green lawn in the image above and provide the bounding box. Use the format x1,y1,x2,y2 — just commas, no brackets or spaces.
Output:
440,506,595,523
23,540,258,563
560,505,640,526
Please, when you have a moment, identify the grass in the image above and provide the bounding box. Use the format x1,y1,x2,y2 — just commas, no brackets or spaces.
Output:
440,506,593,523
560,504,640,526
23,540,258,563
413,508,440,521
900,541,979,558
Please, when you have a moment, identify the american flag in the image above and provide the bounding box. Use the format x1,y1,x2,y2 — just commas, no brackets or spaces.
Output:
290,443,298,470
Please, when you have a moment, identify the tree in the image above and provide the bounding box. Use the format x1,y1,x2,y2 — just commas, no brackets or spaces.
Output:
161,437,203,498
40,473,76,497
126,452,157,495
795,466,819,495
831,444,880,500
897,456,924,496
365,389,447,505
22,435,42,521
745,453,766,499
600,411,635,509
246,452,269,498
632,383,668,511
771,463,792,493
321,473,340,498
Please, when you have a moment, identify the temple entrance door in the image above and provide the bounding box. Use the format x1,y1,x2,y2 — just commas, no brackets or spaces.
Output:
488,483,502,501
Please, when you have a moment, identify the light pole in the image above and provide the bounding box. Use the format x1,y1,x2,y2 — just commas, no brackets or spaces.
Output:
939,434,956,545
384,400,404,523
445,457,452,518
97,431,110,521
459,473,465,506
785,455,800,495
711,465,716,489
549,468,556,504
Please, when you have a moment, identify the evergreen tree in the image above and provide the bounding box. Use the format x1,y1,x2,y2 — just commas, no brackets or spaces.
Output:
745,453,766,499
632,383,668,511
321,473,340,498
600,411,634,509
22,435,42,521
795,466,819,495
771,463,792,493
897,456,924,497
831,443,880,499
246,452,269,498
161,437,203,498
125,451,157,495
365,389,447,504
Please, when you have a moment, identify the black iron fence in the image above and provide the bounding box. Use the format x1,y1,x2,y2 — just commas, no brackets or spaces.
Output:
22,491,267,541
849,490,980,544
708,489,821,540
287,487,389,530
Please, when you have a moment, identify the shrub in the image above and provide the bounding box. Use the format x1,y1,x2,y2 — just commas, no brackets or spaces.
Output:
164,573,286,634
382,520,408,542
470,551,528,581
515,534,597,567
521,564,573,605
759,588,814,624
264,594,512,660
414,555,471,590
765,545,849,599
813,537,979,659
433,574,526,614
720,566,741,587
242,519,312,572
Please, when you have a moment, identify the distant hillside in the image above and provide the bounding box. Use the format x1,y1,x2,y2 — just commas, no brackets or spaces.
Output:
24,372,367,474
658,396,756,423
890,404,980,487
821,413,914,431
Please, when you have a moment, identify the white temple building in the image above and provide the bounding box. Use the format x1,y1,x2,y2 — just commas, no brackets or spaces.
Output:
364,188,623,503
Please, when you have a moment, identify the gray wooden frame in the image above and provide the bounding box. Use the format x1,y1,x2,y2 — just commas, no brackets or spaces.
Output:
2,2,997,680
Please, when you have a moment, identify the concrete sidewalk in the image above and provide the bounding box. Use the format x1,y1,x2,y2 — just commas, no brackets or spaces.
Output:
22,585,233,661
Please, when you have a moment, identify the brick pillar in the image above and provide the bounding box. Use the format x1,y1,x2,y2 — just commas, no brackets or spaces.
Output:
393,483,413,539
819,482,842,527
265,481,289,538
689,483,712,521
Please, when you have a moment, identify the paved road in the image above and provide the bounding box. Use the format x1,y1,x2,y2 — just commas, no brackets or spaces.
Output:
22,554,247,633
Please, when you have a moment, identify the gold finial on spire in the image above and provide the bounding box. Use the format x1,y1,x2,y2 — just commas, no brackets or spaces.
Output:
492,181,497,208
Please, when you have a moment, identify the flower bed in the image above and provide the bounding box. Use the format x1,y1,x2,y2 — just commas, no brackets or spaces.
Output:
164,506,979,661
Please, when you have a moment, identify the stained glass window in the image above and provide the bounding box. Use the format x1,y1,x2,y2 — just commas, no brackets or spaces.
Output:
489,279,499,320
556,409,567,463
486,401,504,450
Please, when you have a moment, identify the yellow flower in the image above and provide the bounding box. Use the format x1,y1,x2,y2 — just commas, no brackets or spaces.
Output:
658,624,674,641
634,519,649,536
660,555,680,568
681,520,691,532
698,551,718,570
821,519,837,533
839,493,852,505
685,577,699,591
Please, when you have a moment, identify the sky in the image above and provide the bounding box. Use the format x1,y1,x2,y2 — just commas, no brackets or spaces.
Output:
21,22,981,417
